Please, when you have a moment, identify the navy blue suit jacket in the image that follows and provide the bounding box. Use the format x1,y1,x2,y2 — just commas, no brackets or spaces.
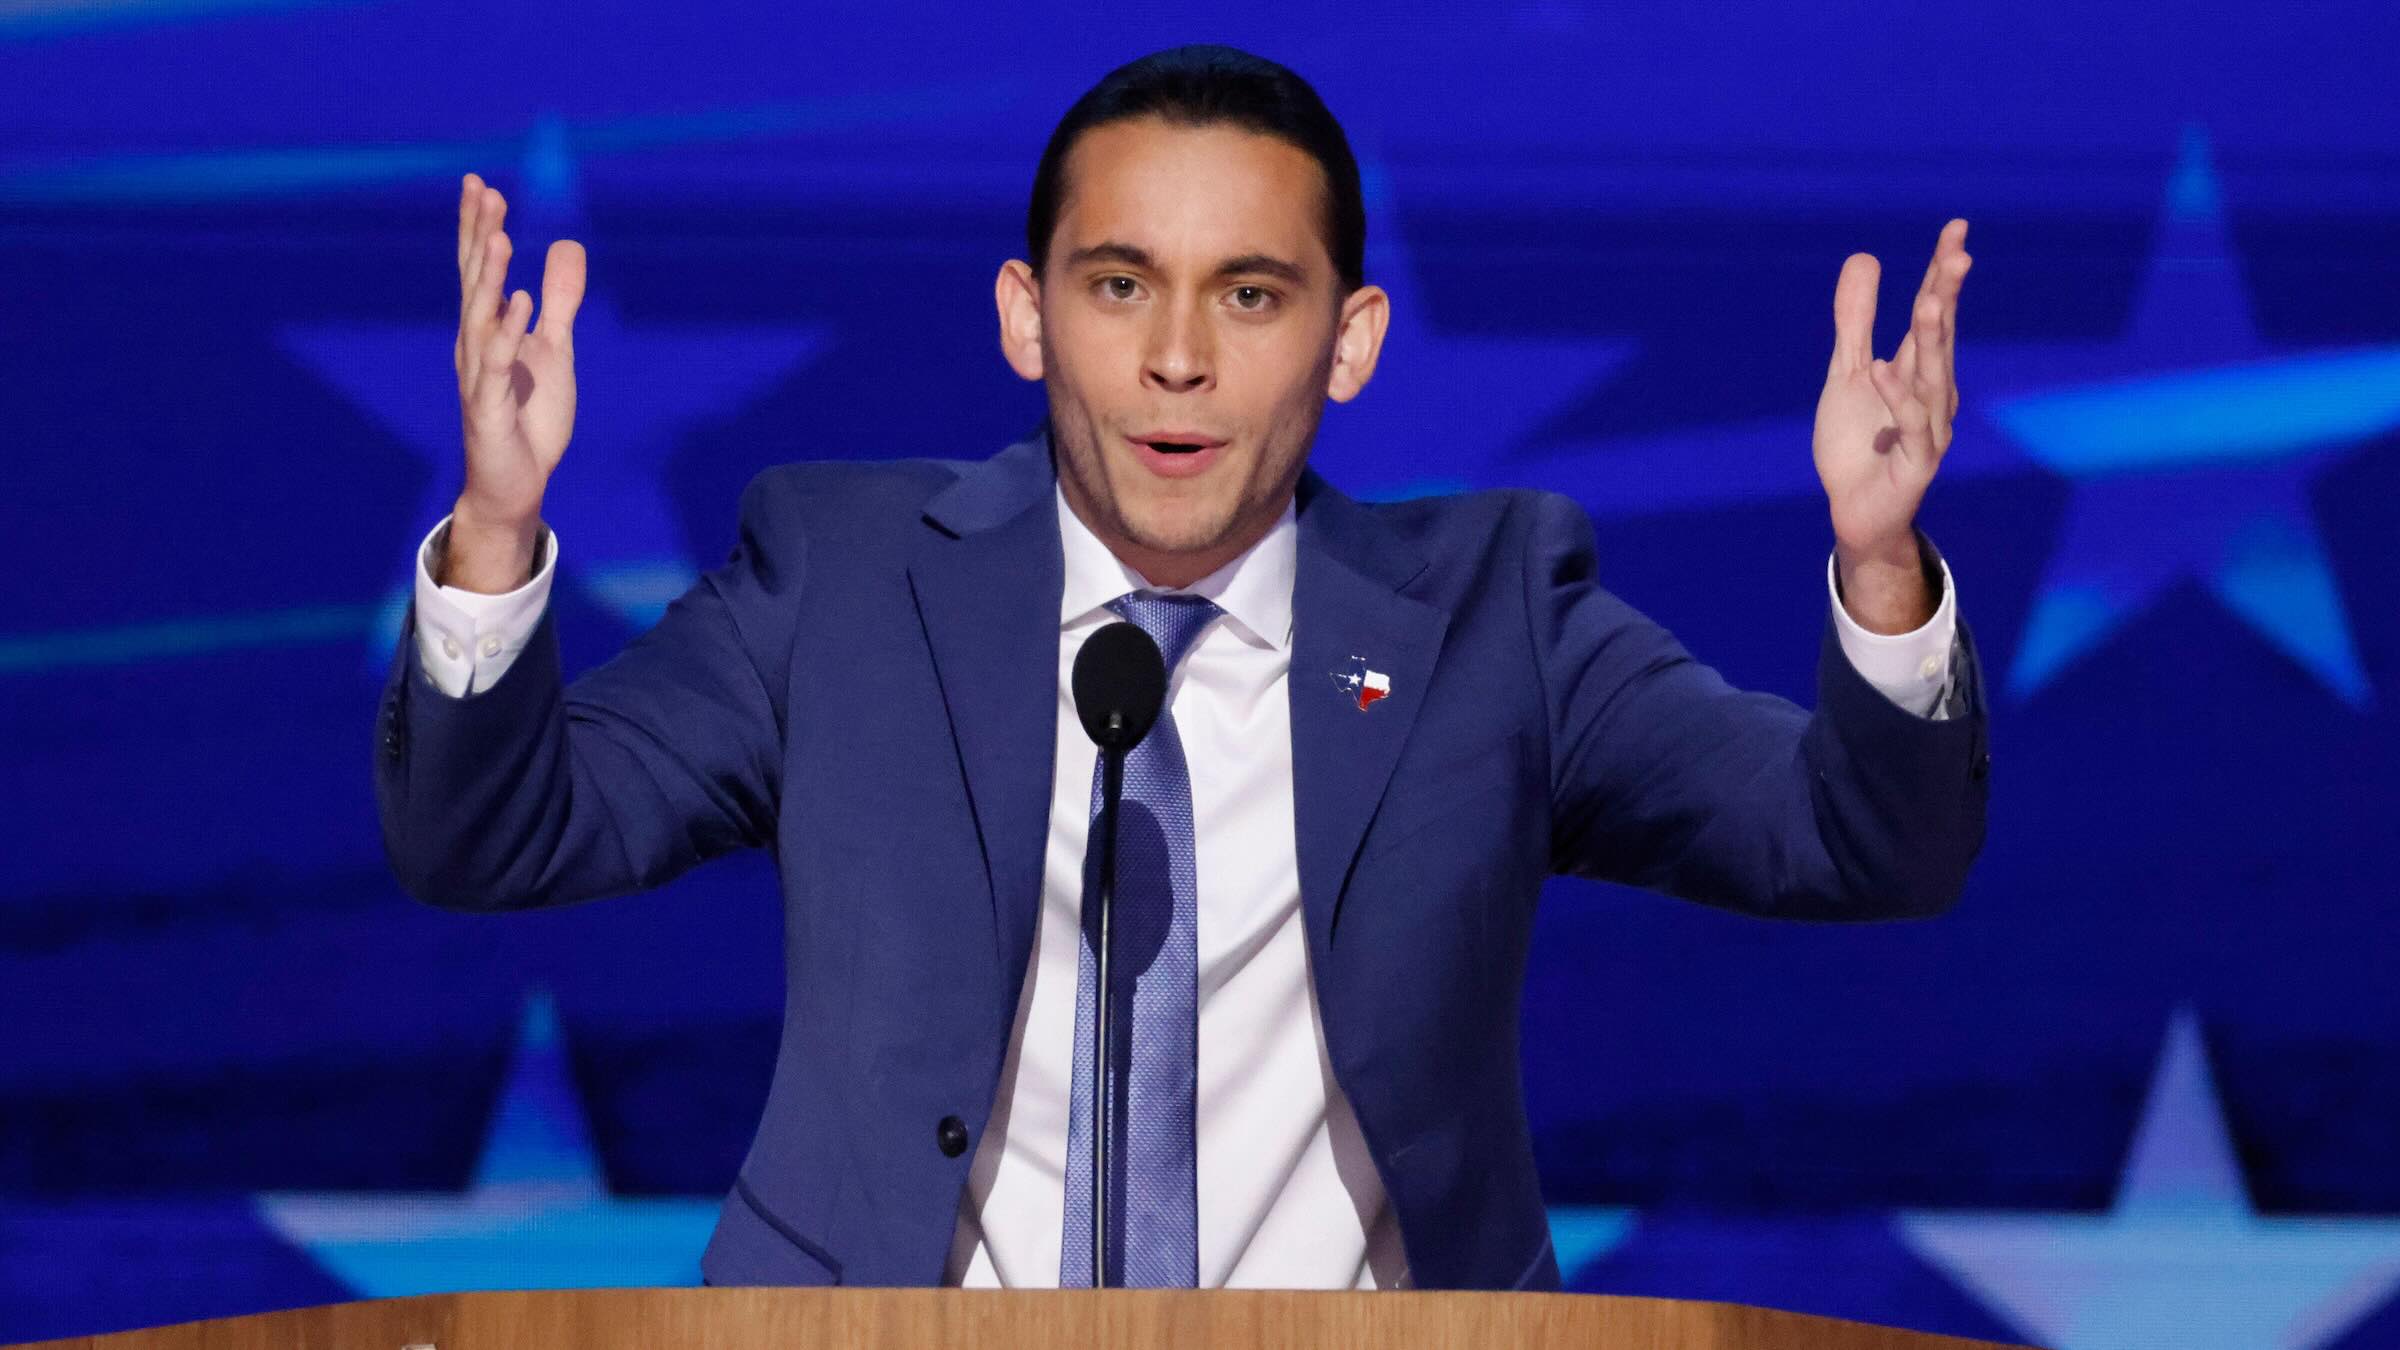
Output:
374,430,1990,1290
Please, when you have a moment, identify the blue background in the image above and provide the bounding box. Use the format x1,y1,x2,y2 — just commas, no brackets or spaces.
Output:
5,3,2399,1345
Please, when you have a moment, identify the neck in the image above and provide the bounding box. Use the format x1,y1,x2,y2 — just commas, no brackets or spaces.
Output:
1057,476,1296,592
1109,524,1267,591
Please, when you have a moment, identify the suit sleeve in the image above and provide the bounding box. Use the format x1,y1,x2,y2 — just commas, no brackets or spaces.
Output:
373,470,797,911
1527,492,1990,920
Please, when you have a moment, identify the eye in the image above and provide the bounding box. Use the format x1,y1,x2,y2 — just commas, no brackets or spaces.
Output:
1098,275,1142,302
1229,284,1277,312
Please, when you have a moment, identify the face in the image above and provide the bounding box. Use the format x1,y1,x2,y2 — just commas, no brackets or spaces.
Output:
996,118,1389,587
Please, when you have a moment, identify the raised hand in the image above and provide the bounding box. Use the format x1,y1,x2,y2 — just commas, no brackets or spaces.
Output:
1812,219,1971,632
446,172,586,592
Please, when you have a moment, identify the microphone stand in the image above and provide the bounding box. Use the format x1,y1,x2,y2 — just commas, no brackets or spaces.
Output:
1069,620,1161,1292
1091,722,1125,1289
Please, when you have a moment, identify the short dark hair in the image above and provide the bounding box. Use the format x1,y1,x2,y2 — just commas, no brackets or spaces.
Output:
1025,44,1367,293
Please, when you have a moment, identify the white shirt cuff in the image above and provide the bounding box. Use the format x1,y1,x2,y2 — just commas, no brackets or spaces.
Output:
1827,548,1958,720
411,515,557,698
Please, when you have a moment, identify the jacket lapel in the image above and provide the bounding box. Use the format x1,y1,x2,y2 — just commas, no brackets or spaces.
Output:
907,434,1062,1023
1288,474,1451,960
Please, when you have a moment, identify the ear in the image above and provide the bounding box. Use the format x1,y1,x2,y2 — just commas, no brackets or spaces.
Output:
995,259,1045,382
1325,283,1391,403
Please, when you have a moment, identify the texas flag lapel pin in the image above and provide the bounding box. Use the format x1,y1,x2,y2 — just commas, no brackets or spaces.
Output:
1331,655,1393,711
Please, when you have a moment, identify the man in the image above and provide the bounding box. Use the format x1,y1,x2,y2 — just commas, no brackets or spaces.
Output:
378,45,1986,1292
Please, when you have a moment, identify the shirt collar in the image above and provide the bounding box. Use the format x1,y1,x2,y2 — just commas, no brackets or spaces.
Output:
1055,485,1295,650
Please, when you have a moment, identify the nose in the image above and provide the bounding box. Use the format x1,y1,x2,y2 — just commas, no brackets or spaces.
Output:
1142,298,1213,393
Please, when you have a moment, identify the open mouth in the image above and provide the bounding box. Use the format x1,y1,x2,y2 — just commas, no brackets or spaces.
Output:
1127,433,1225,479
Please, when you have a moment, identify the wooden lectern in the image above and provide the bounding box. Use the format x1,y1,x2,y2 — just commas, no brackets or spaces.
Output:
14,1288,2035,1349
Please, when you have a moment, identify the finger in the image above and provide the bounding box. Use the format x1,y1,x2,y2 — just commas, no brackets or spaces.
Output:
456,172,484,276
1904,223,1960,361
1830,252,1880,376
1929,245,1971,426
461,185,490,297
1903,323,1957,458
462,228,509,337
1912,221,1971,403
1929,222,1969,319
1914,217,1968,305
1909,282,1948,401
471,289,536,421
1938,219,1970,298
537,239,587,342
462,186,506,305
1892,329,1920,388
461,229,513,375
1937,247,1971,360
1869,357,1937,470
483,229,513,322
1929,223,1971,344
1905,222,1965,360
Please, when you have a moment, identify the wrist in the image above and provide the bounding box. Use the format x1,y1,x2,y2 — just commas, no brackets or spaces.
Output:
440,498,544,594
451,490,541,538
1834,530,1936,635
1833,526,1921,574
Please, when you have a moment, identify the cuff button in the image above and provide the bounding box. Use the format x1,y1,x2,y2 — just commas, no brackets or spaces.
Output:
936,1115,969,1158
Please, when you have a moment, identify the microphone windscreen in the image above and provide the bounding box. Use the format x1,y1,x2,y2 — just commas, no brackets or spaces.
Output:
1072,621,1167,752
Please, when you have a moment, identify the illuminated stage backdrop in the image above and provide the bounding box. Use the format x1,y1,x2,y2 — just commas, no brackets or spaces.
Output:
4,5,2398,1345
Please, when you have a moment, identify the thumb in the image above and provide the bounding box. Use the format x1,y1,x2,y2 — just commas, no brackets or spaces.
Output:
1829,253,1879,377
538,239,587,340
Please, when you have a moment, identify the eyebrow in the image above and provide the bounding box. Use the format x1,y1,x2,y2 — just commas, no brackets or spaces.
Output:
1063,240,1309,287
1217,251,1309,286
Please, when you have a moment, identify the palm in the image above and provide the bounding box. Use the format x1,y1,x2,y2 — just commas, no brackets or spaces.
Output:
508,316,577,474
1811,220,1971,555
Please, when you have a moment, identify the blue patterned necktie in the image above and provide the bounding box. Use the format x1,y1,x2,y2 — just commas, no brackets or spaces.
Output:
1059,591,1220,1288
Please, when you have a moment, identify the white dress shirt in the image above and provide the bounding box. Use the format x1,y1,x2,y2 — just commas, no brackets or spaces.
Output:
406,491,1958,1287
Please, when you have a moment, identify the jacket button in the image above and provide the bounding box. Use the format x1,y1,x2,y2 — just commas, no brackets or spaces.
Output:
936,1115,969,1158
1972,750,1991,781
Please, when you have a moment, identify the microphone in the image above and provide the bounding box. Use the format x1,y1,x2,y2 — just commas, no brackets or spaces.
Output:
1068,620,1166,1289
1074,621,1167,752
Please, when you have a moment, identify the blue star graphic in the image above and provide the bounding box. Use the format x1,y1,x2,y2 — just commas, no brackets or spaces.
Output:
247,983,1640,1298
1509,128,2398,706
1895,1006,2400,1349
1305,164,1636,499
279,115,828,660
254,989,721,1296
1545,1204,1641,1283
1974,128,2398,705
